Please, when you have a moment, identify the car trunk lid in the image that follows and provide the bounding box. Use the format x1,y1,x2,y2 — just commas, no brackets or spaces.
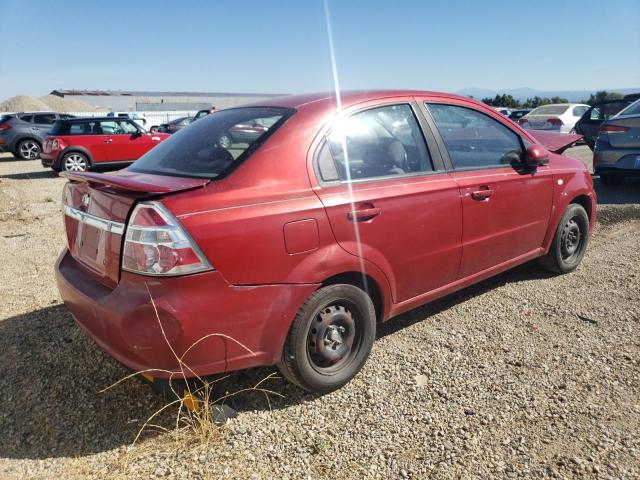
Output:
527,130,583,154
61,170,209,288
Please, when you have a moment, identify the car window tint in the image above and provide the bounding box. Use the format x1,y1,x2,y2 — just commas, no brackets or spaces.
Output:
68,122,95,135
614,100,640,117
530,105,569,115
572,106,588,117
323,104,433,181
99,120,138,134
129,107,292,179
427,103,523,170
33,114,57,125
19,114,33,123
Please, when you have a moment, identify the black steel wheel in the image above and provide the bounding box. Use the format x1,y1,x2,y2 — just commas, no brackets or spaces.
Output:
538,203,589,274
277,284,376,393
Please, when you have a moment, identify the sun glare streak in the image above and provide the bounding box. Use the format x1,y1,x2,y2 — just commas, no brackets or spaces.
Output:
323,0,370,295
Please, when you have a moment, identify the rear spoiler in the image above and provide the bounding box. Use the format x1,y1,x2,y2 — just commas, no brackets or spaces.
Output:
527,131,583,154
61,170,210,194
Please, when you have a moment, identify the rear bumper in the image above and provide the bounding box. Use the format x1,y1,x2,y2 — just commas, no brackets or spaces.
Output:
56,249,318,379
594,144,640,175
41,151,61,168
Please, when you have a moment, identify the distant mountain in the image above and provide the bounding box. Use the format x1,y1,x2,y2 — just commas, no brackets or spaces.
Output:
456,87,640,102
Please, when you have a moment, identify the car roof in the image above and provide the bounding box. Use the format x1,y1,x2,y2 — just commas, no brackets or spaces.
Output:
243,90,478,111
59,116,136,122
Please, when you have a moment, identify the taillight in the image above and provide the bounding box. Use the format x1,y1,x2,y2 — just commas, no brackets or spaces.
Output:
547,118,563,126
0,123,12,132
598,124,629,134
518,118,528,125
51,139,65,150
122,202,213,276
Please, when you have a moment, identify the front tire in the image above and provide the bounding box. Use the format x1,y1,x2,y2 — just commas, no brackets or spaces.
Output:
62,152,89,172
538,204,589,274
16,139,41,160
277,284,376,394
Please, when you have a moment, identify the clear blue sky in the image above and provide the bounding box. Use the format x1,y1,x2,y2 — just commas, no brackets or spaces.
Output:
1,0,639,97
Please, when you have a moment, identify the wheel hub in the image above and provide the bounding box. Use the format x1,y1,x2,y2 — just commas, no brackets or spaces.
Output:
561,218,581,258
308,305,356,369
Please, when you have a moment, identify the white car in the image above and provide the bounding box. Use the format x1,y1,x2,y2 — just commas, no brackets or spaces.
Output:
519,103,590,133
106,112,160,133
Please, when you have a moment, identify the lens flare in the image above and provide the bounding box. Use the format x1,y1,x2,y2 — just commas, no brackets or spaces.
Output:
323,0,370,295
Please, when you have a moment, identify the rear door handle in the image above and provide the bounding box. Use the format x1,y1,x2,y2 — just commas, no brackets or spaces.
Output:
471,188,494,200
347,207,381,222
104,138,113,143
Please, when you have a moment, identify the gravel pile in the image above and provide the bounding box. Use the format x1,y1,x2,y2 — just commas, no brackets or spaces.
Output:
0,95,97,113
0,152,638,479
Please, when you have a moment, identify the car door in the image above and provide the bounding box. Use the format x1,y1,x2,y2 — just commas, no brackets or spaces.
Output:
311,101,462,303
100,119,151,162
423,100,553,279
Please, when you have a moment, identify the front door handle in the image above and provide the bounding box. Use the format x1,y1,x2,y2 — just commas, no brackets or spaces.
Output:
347,207,381,222
471,188,494,200
104,138,113,143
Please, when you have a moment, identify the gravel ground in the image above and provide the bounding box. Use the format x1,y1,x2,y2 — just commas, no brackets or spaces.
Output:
0,150,639,479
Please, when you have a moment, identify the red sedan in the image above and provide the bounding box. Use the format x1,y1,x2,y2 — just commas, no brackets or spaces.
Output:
56,91,596,393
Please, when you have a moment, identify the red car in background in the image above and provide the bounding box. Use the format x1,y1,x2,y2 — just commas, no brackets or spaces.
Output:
41,117,169,172
55,91,595,395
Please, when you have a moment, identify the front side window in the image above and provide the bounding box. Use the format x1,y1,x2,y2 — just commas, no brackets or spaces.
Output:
130,107,293,178
588,107,601,120
319,104,433,182
99,120,140,135
427,103,523,169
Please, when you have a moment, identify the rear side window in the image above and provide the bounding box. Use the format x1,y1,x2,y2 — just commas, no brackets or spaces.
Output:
319,104,433,182
33,114,57,125
130,107,293,178
572,106,588,117
427,103,523,170
18,114,33,123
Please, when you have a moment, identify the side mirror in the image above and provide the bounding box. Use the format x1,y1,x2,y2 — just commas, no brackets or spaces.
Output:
133,130,144,137
525,145,550,167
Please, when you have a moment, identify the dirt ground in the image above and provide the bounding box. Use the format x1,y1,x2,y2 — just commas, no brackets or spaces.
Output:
0,149,638,479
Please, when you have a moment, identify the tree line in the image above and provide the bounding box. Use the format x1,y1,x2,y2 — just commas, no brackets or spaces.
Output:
477,90,625,109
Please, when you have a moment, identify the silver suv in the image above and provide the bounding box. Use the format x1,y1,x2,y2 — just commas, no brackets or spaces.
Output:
0,112,74,160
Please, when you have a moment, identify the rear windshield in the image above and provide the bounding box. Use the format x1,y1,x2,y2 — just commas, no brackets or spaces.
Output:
617,99,640,117
530,105,570,115
129,107,294,179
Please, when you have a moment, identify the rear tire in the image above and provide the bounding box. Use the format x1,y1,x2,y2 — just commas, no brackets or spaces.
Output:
62,152,89,172
277,284,376,394
538,204,589,274
15,139,41,160
599,173,624,186
149,126,158,133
